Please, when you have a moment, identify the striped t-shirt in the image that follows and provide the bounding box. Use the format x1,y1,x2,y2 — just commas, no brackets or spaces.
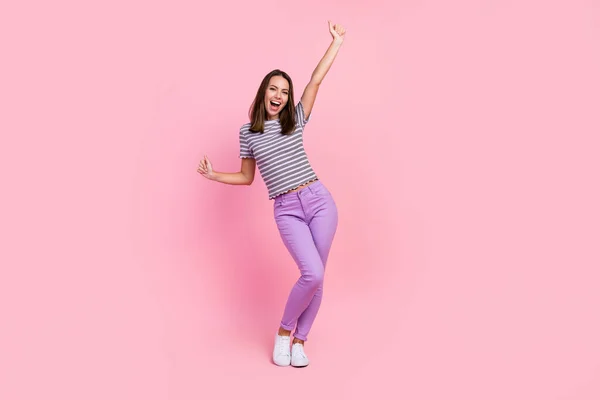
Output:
239,101,318,200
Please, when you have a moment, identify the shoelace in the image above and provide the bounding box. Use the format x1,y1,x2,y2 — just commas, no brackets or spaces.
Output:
277,337,290,355
293,344,307,359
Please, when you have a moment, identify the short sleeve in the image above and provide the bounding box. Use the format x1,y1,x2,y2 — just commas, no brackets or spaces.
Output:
239,128,254,158
296,101,311,127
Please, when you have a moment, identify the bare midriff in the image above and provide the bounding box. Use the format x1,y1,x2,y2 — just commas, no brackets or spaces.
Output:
282,178,319,194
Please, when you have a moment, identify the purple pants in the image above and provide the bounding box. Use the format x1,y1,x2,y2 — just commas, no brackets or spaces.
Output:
273,180,338,341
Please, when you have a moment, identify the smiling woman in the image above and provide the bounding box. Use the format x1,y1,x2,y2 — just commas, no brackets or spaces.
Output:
197,20,346,368
248,70,297,135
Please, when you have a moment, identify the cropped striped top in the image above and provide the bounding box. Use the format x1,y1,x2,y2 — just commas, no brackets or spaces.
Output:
239,101,318,200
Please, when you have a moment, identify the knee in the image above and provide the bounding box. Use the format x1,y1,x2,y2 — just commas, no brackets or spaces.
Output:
301,268,324,289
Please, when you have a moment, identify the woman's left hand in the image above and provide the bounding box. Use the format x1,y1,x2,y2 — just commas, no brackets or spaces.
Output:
328,21,346,42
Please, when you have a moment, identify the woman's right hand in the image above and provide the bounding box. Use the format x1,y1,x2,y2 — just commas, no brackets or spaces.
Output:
197,155,216,180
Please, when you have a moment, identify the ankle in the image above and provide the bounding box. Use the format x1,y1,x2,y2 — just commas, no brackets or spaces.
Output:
278,327,291,336
292,338,305,345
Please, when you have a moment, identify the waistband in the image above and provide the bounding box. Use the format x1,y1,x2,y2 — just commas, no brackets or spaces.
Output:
275,179,323,199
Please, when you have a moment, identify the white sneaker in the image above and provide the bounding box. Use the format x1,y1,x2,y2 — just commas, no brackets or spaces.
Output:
291,343,310,367
273,334,291,366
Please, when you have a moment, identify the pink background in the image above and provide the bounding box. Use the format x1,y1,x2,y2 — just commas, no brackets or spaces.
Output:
1,0,599,399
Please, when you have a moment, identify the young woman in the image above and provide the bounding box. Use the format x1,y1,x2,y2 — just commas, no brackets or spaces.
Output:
197,21,346,367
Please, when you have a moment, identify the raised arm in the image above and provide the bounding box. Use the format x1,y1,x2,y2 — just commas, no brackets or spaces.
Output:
300,21,346,119
197,155,256,185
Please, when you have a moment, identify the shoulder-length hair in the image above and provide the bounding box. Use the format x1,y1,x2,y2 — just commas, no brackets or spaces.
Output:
248,69,297,135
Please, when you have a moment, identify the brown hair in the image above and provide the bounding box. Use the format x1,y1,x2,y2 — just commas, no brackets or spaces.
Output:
248,69,297,135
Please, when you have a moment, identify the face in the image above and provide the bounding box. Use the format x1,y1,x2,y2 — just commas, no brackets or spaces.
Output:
264,75,289,120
